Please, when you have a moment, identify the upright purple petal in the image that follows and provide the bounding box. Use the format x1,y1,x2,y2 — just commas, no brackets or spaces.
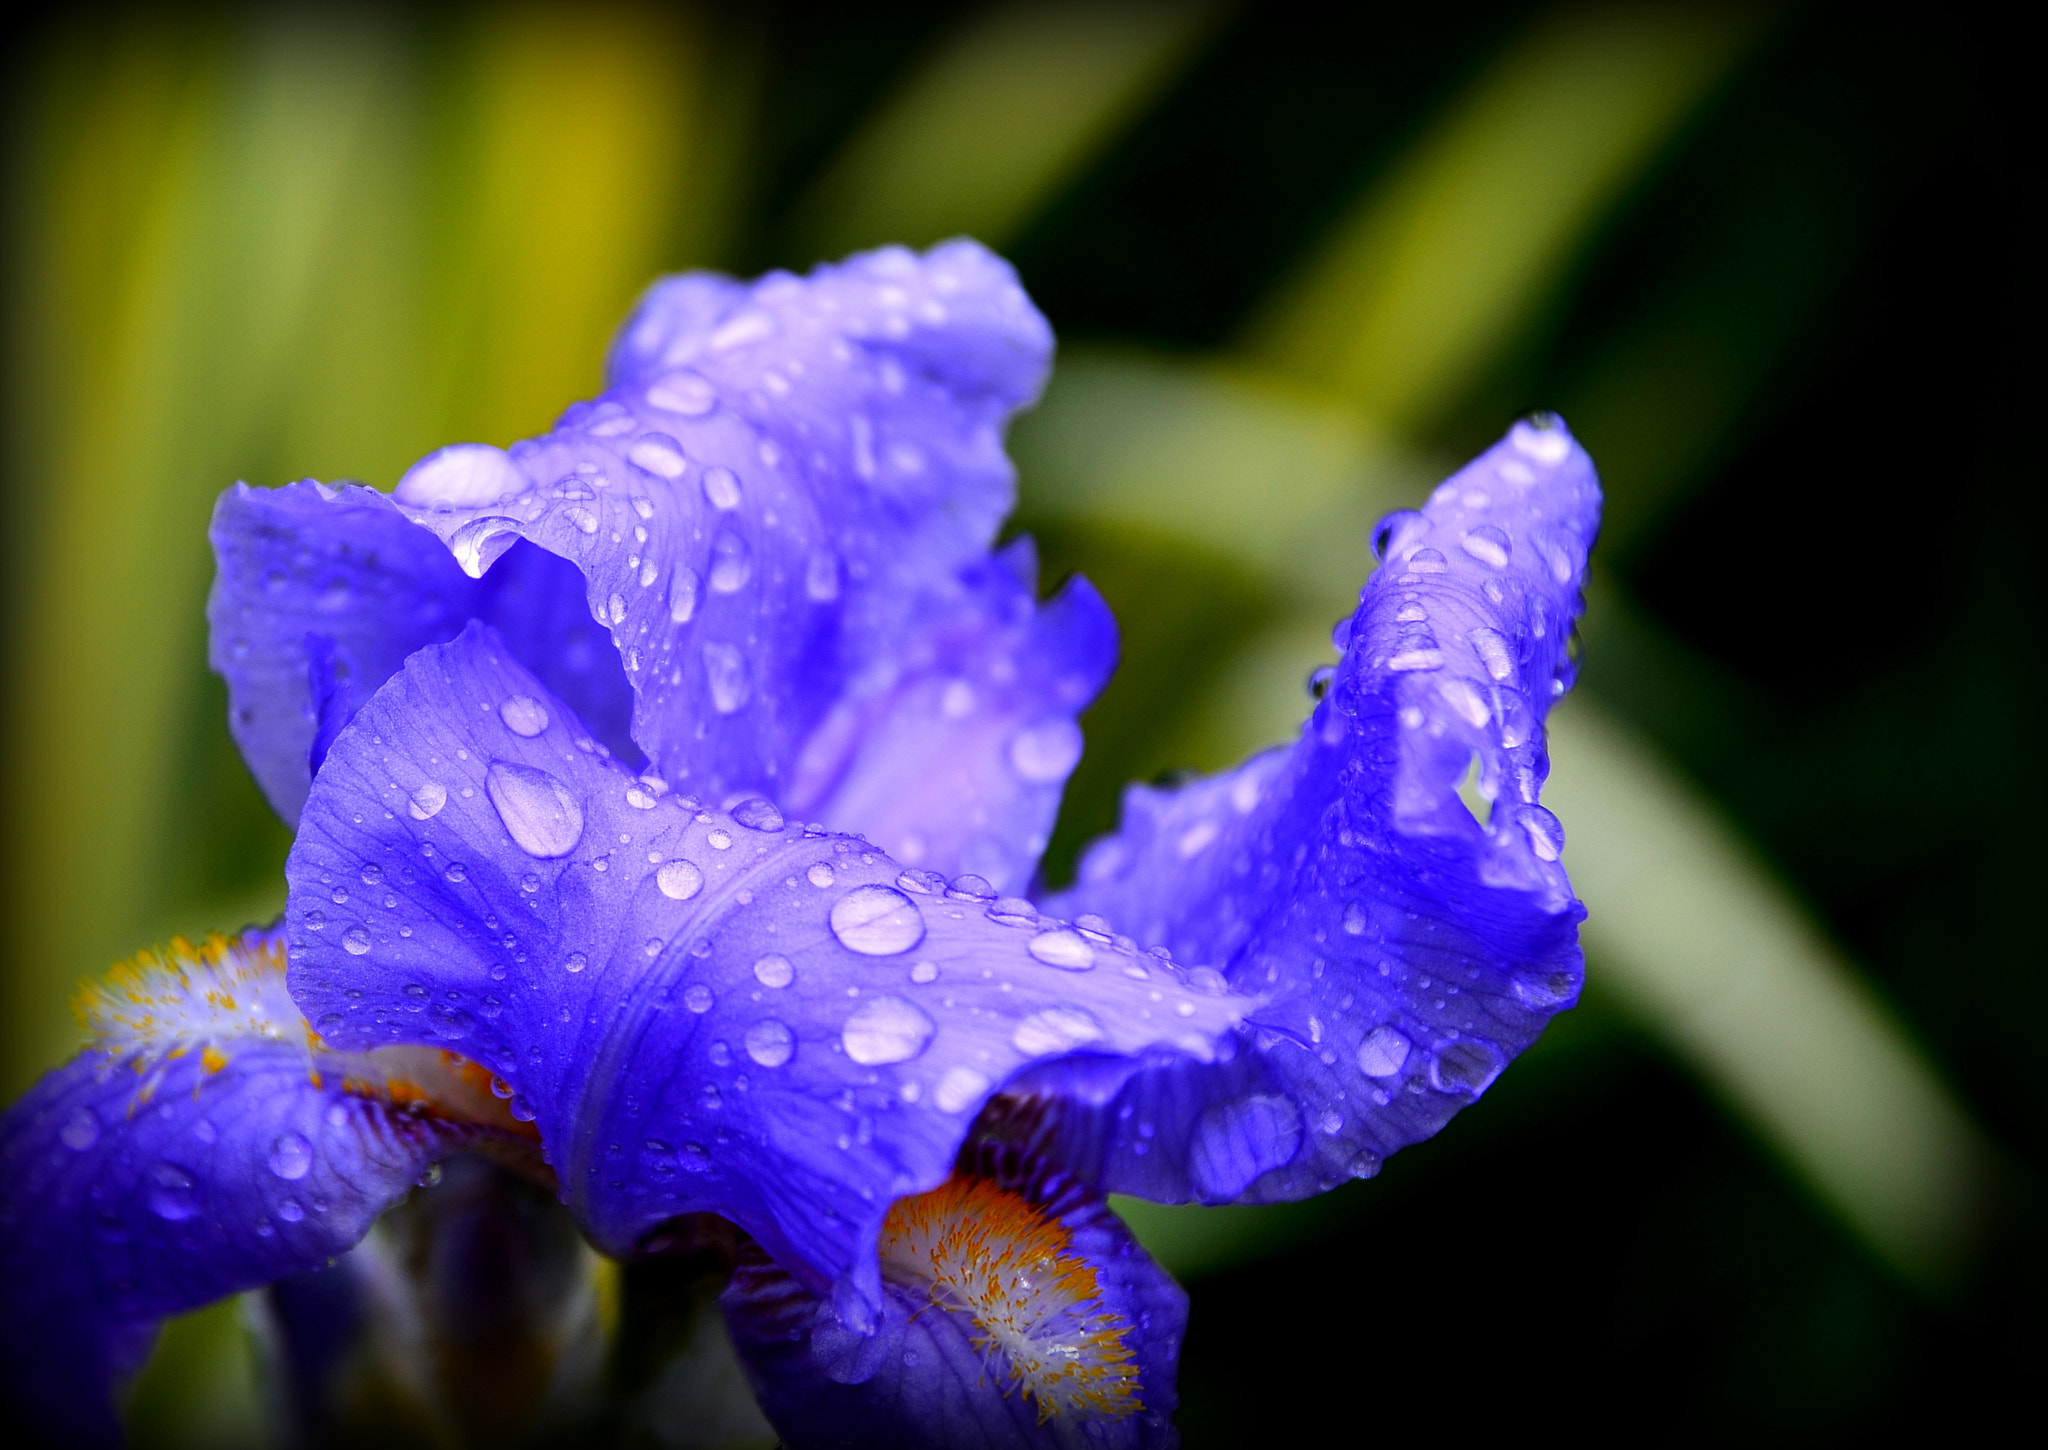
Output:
0,930,497,1444
285,624,1247,1319
788,544,1116,893
723,1142,1183,1450
386,244,1076,855
1044,417,1599,1202
208,481,635,822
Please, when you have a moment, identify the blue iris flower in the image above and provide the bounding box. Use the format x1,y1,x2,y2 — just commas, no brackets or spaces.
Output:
1,242,1598,1448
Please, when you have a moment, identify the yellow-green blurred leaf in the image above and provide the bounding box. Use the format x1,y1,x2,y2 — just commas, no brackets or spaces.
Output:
1542,698,1990,1289
790,0,1222,260
1249,2,1768,432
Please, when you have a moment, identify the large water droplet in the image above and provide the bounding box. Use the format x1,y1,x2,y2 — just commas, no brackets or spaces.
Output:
933,1066,990,1114
1011,1005,1104,1057
1469,626,1515,682
1027,928,1094,971
1460,525,1511,569
807,861,835,888
395,443,528,509
753,953,793,988
669,566,700,623
481,762,580,859
703,643,751,713
702,466,742,510
341,925,371,956
1430,1038,1503,1095
1515,804,1565,862
647,370,715,416
829,885,925,956
1387,648,1445,672
496,694,550,739
60,1108,98,1151
1356,1025,1410,1078
1188,1095,1303,1199
744,1019,795,1068
1008,719,1083,783
148,1163,200,1220
657,859,704,900
841,996,935,1065
683,983,714,1013
267,1132,313,1181
732,798,784,831
628,436,687,479
409,781,447,820
709,530,752,593
805,551,839,601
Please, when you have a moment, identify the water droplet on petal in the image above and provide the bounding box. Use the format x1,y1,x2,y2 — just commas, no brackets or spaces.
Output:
394,443,528,509
1008,720,1083,782
60,1108,98,1151
1188,1095,1303,1198
1469,627,1515,682
267,1132,313,1181
1011,1005,1104,1057
829,886,925,956
277,1198,305,1223
709,530,752,593
805,551,839,601
1429,1038,1503,1095
933,1066,990,1114
683,983,714,1013
1460,525,1511,569
486,761,585,858
909,961,938,984
707,829,732,850
669,566,700,623
744,1019,795,1068
657,859,704,900
732,798,784,831
647,370,714,415
807,861,835,888
1027,928,1094,971
1356,1025,1410,1078
628,436,686,479
703,643,751,712
841,996,935,1065
499,695,549,736
563,951,589,973
341,926,371,956
148,1163,199,1220
753,953,793,988
701,466,742,510
409,781,447,820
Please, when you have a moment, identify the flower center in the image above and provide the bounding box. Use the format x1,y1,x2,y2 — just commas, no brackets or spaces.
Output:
878,1174,1141,1424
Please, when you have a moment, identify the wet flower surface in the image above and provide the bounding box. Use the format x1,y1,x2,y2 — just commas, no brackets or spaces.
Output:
2,242,1597,1447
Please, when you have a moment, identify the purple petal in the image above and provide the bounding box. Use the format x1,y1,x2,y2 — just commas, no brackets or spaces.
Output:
208,481,635,822
722,1143,1183,1450
0,930,483,1443
387,244,1066,835
284,623,1247,1317
1043,417,1600,1202
788,543,1116,893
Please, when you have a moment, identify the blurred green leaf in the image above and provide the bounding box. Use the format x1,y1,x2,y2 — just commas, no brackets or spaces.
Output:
1542,699,1990,1290
1248,2,1768,433
789,0,1222,259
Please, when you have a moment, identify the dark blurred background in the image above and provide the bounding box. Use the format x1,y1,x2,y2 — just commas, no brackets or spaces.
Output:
3,3,2038,1443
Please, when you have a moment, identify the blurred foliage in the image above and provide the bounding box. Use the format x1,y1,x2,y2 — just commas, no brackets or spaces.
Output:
3,1,2039,1443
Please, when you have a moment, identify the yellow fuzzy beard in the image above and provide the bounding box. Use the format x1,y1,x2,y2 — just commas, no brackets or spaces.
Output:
880,1175,1142,1424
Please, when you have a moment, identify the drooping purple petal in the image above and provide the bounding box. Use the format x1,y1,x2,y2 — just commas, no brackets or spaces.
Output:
787,542,1115,893
722,1141,1183,1450
208,481,636,822
1042,417,1600,1202
284,623,1247,1319
0,931,487,1445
